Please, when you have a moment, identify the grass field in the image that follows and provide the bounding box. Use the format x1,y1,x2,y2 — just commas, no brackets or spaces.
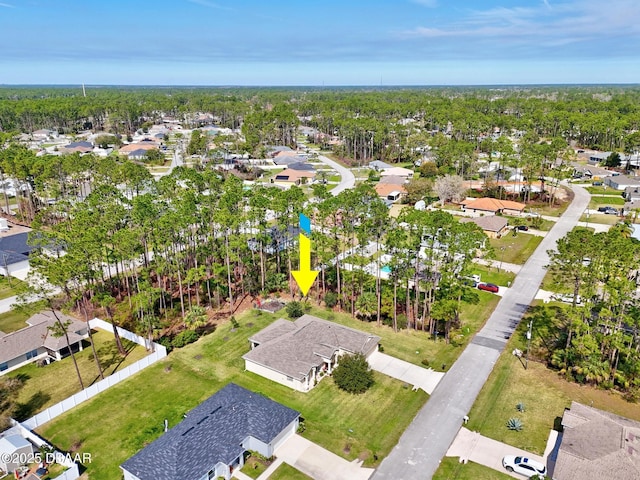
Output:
268,463,313,480
468,320,640,455
9,330,147,420
0,275,23,300
489,233,543,265
579,213,621,225
38,310,430,479
468,265,516,287
0,301,46,333
588,196,626,207
433,457,512,480
585,186,622,195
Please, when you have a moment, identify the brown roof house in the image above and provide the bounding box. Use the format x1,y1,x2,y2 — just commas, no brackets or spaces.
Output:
243,314,380,392
0,311,88,375
375,183,407,202
461,198,526,216
460,216,509,238
273,168,316,186
553,401,640,480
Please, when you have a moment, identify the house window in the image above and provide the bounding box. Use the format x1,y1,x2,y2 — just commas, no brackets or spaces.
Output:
0,362,7,372
26,349,39,360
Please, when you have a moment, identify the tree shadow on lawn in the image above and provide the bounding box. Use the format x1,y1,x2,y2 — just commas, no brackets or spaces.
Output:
86,338,139,386
14,390,51,420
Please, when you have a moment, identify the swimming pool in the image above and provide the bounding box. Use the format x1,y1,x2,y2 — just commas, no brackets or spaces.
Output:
381,265,391,273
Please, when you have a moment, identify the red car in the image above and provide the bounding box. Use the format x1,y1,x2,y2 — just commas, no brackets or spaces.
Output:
478,282,499,293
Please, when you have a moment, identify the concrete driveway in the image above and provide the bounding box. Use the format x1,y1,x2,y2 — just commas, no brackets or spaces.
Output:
276,434,374,480
367,351,444,395
447,427,558,480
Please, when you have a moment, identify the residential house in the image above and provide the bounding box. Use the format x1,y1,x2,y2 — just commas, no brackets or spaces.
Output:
460,198,526,216
553,401,640,480
604,175,640,191
380,166,414,179
369,160,393,171
243,314,380,392
60,141,93,154
273,168,315,185
127,148,152,161
460,216,509,238
378,175,408,186
121,383,299,480
0,434,34,473
247,226,300,254
588,152,611,165
374,183,407,202
272,154,308,166
31,129,57,140
118,142,159,155
288,162,315,172
0,232,35,277
623,186,640,202
0,311,88,375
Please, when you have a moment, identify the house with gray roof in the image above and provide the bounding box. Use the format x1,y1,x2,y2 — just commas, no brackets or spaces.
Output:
0,311,88,375
604,174,640,191
553,401,640,480
121,383,299,480
0,232,34,276
243,314,380,392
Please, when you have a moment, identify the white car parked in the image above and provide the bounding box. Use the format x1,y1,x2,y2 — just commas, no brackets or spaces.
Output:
502,455,547,478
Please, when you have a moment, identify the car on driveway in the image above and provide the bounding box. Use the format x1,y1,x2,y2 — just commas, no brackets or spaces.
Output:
477,282,499,293
515,225,529,231
502,455,546,478
597,206,618,215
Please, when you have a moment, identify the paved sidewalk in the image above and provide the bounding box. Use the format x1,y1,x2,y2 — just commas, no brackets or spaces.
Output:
473,258,522,274
368,351,444,394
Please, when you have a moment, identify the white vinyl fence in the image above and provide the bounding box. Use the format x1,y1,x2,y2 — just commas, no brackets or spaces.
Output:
22,318,166,430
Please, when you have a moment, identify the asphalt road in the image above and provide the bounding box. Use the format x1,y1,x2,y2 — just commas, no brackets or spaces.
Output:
372,184,591,480
315,154,356,196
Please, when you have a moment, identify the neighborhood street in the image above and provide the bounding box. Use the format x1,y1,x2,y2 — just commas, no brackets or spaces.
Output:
372,184,591,480
316,153,356,196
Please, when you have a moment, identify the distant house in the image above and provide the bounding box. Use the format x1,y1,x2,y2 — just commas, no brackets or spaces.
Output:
121,383,299,480
460,216,509,238
369,160,393,171
31,129,57,140
60,141,93,154
623,186,640,202
118,143,159,155
604,175,640,191
288,162,315,171
380,166,414,179
588,151,611,165
243,314,380,392
127,148,152,161
374,183,407,202
553,401,640,480
272,154,308,166
247,226,300,254
0,232,35,276
273,168,315,185
460,198,526,216
0,311,88,375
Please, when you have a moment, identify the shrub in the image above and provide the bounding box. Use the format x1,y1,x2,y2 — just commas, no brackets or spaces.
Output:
333,353,374,394
286,301,305,319
516,402,526,412
157,337,173,353
506,418,524,431
172,330,199,348
421,358,430,367
324,292,338,308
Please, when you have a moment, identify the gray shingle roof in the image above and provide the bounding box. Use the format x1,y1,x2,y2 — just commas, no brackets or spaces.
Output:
0,311,86,364
460,216,509,233
121,383,299,480
554,401,640,480
0,232,34,266
243,315,380,380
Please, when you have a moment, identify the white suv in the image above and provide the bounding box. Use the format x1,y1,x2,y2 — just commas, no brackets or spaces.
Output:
502,455,547,478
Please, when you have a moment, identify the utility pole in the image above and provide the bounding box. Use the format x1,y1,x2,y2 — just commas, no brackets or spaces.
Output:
525,320,533,369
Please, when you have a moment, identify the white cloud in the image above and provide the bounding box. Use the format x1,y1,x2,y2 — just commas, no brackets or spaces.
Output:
0,2,15,7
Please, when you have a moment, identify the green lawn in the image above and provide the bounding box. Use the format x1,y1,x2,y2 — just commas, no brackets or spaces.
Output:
38,310,429,480
588,196,626,207
8,330,147,420
468,319,640,455
469,265,516,287
433,457,512,480
268,463,313,480
579,213,621,225
0,301,46,334
0,275,25,300
489,234,543,265
585,186,621,195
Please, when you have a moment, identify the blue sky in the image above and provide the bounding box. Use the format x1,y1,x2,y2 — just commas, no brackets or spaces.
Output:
1,0,639,85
